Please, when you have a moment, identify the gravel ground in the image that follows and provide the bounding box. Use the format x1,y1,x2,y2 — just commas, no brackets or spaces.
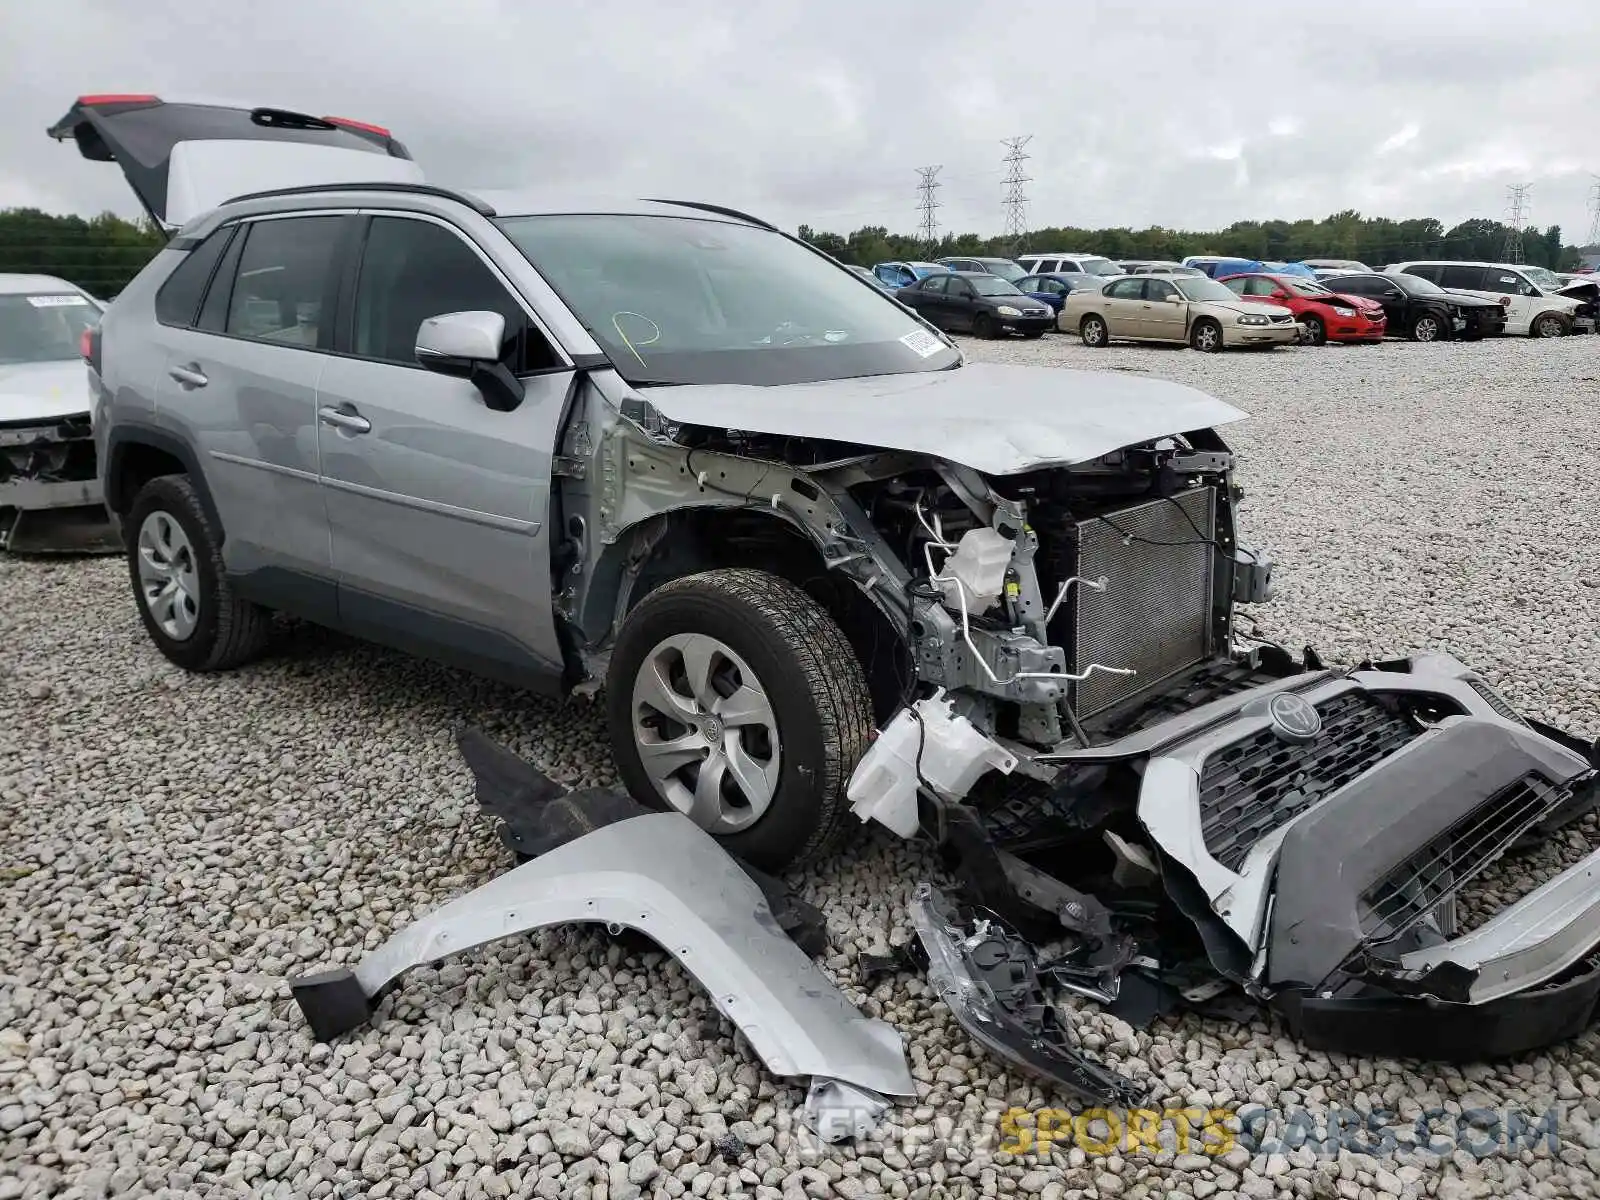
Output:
5,332,1600,1199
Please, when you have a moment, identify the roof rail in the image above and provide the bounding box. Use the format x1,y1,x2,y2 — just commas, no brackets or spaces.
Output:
220,181,497,216
643,199,776,231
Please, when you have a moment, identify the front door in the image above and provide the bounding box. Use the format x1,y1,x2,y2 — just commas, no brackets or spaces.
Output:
945,277,979,331
315,213,573,685
1140,278,1186,341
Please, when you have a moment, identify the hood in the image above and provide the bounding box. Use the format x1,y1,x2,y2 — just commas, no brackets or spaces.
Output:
1556,279,1600,304
1208,300,1295,320
0,360,93,424
641,363,1248,476
1440,290,1502,309
1328,293,1384,313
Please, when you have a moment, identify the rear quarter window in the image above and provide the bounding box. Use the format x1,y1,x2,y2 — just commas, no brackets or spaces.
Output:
154,226,235,327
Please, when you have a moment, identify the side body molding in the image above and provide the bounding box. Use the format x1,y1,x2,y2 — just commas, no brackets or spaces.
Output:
291,811,916,1100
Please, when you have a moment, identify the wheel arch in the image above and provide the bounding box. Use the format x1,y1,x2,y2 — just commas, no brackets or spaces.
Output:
105,424,221,533
574,506,908,723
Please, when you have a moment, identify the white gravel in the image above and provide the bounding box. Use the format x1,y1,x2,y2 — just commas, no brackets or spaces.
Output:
5,332,1600,1199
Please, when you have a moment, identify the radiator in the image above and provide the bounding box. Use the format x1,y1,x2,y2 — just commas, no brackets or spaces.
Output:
1048,488,1218,717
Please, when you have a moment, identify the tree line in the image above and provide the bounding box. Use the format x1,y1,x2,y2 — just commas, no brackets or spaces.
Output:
0,208,167,298
799,209,1584,271
0,204,1587,302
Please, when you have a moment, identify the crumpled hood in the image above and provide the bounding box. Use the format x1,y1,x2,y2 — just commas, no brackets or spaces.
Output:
0,360,92,425
642,362,1248,476
1556,279,1600,304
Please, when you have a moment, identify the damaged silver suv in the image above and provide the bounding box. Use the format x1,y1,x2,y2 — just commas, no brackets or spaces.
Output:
64,96,1600,1070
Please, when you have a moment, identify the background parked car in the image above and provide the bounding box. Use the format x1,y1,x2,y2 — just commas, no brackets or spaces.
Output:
1119,260,1204,275
1015,271,1100,312
1318,271,1505,341
847,264,897,292
1386,261,1591,337
1060,272,1300,351
936,256,1027,283
1218,272,1387,345
871,261,948,290
1015,252,1122,278
896,270,1053,338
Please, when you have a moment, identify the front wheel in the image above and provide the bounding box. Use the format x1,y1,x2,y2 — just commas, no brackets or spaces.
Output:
1301,314,1326,346
1410,312,1446,342
972,312,996,339
1189,319,1223,352
605,568,872,872
1532,312,1570,338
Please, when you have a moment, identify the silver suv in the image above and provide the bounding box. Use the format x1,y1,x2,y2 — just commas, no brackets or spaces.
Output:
64,105,1600,1063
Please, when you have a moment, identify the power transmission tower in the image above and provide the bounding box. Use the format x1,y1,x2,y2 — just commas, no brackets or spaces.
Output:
1502,183,1530,264
1001,136,1033,247
1586,175,1600,248
915,165,943,251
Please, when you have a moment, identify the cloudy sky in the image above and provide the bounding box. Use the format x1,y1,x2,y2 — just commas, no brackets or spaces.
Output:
6,0,1599,242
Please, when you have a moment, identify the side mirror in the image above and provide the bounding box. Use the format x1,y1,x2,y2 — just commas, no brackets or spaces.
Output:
1270,289,1289,300
1167,293,1185,303
416,310,524,413
1382,289,1402,299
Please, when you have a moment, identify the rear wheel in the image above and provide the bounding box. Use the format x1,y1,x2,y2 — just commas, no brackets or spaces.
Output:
1189,319,1223,352
605,568,872,872
1080,315,1108,347
126,475,271,672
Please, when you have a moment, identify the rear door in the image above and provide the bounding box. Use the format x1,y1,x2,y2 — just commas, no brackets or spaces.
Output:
314,211,574,684
48,95,422,230
154,211,354,614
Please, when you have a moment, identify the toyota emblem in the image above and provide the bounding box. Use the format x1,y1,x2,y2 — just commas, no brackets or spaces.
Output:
1268,692,1323,744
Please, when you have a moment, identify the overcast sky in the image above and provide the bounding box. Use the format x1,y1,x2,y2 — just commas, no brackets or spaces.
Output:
6,0,1599,242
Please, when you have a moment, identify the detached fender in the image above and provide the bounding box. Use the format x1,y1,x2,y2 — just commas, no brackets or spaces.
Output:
290,811,916,1099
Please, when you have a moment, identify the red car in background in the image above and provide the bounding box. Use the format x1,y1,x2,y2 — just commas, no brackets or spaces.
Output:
1218,272,1387,345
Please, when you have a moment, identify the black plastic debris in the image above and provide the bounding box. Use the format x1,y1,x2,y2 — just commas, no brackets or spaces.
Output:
909,883,1151,1108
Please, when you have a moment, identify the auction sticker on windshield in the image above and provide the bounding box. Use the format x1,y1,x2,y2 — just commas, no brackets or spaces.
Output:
27,295,89,307
900,328,945,358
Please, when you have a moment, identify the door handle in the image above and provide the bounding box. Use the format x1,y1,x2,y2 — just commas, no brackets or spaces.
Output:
318,405,371,434
168,363,208,388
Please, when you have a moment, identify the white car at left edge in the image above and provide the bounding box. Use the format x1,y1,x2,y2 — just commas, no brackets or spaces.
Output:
0,273,119,553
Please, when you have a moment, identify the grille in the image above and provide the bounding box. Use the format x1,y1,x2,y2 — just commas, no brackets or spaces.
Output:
1270,314,1293,324
1467,678,1528,726
1360,773,1572,944
1198,690,1418,872
1066,489,1216,716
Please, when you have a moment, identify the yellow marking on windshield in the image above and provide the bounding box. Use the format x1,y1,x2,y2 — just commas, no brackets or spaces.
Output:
612,311,661,366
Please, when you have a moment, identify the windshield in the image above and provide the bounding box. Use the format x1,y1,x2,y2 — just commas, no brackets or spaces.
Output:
1083,257,1121,276
497,214,961,386
1521,266,1561,289
1174,276,1245,303
1391,273,1445,297
0,293,99,365
983,261,1027,283
969,276,1023,297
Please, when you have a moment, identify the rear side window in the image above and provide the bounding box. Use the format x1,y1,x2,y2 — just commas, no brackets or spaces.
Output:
1440,266,1483,289
1106,279,1144,300
919,275,949,294
224,216,348,348
154,227,234,327
351,216,557,372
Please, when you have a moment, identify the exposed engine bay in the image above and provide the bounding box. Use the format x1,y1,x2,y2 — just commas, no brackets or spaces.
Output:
0,414,118,554
791,428,1600,1093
